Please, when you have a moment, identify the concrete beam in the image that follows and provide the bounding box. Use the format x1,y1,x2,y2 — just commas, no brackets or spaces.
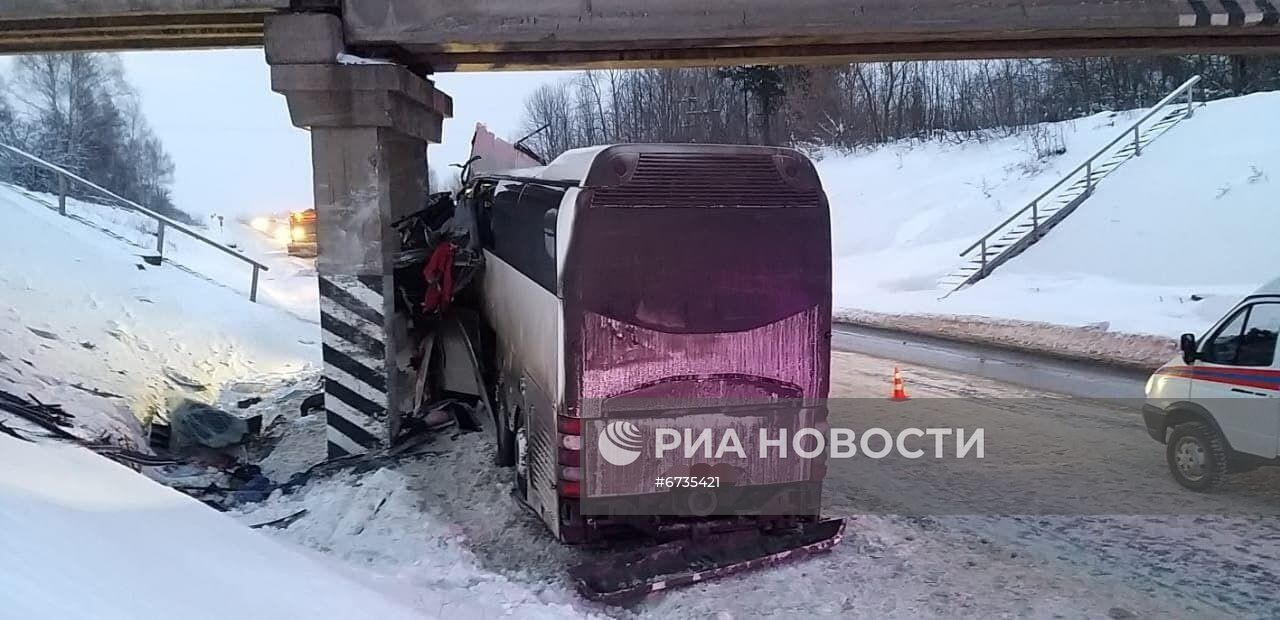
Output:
4,0,1279,61
0,1,290,19
271,63,451,143
344,0,1280,70
419,34,1280,72
0,0,298,52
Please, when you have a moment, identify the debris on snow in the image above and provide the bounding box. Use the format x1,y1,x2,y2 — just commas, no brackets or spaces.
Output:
168,399,250,452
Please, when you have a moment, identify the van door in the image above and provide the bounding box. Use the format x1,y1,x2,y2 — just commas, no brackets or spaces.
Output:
1190,301,1280,458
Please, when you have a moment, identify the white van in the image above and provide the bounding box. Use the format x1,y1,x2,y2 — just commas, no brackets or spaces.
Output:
1144,276,1280,491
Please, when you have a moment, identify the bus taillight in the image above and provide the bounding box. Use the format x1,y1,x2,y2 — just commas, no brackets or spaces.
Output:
557,415,581,435
559,480,581,498
558,415,582,497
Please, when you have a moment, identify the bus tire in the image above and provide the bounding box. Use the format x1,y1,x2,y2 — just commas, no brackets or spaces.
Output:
494,385,517,468
1167,421,1228,492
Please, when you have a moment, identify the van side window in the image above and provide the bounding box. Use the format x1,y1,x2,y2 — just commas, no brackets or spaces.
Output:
1238,303,1279,367
1202,303,1280,367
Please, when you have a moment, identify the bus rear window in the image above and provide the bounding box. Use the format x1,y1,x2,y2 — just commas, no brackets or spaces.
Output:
567,205,829,335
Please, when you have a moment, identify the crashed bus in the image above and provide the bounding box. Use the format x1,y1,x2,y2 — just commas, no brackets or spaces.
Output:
440,137,842,600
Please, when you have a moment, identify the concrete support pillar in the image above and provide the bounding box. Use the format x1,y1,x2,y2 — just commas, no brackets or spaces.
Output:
266,13,452,458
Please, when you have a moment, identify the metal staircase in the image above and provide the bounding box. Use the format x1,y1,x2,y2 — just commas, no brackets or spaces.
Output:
939,75,1202,296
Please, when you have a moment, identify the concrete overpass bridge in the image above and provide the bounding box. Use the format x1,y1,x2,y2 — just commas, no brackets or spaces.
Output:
3,0,1278,456
4,1,1280,67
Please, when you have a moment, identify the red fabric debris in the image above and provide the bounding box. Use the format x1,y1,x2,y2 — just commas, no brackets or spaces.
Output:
422,242,455,313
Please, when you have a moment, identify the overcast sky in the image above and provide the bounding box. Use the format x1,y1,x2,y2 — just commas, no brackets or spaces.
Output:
119,49,567,217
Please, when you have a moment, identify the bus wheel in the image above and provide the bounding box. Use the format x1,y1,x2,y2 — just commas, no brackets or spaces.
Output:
515,421,528,499
494,383,517,467
1167,421,1228,492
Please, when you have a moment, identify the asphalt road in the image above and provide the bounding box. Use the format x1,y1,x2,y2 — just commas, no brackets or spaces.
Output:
403,326,1279,617
819,342,1280,618
831,323,1150,399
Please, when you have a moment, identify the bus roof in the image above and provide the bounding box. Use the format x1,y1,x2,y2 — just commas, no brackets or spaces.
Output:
494,145,611,184
485,144,809,186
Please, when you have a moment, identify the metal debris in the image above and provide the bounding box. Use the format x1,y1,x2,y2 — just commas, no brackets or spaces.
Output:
249,509,309,530
0,389,79,440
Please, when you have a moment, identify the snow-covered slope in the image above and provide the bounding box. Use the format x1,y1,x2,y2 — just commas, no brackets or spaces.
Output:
0,434,588,619
823,90,1280,338
0,183,592,619
0,182,320,443
0,435,423,620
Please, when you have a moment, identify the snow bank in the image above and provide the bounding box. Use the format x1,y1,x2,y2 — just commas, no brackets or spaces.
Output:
823,91,1280,340
0,435,423,620
838,309,1178,370
0,181,320,444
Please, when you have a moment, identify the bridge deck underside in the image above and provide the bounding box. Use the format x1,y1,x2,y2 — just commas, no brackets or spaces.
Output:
0,9,281,51
0,1,1278,67
394,31,1280,72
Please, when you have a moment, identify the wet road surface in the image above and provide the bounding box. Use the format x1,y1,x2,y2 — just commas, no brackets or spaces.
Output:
832,323,1151,399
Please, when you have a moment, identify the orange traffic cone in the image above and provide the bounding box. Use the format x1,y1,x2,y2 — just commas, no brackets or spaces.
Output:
891,367,909,401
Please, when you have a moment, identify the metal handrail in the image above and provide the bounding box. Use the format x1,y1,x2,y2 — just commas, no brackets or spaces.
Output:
0,142,268,301
960,75,1201,258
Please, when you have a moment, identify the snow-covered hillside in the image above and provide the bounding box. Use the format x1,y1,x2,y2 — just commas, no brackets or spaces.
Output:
0,181,592,619
0,183,320,443
0,434,589,619
823,90,1280,338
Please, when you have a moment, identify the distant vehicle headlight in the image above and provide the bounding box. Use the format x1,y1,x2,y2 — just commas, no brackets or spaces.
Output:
291,226,307,242
250,217,270,232
273,226,292,244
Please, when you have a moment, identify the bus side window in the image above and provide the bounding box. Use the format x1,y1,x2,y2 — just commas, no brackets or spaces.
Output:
544,208,558,261
487,182,562,293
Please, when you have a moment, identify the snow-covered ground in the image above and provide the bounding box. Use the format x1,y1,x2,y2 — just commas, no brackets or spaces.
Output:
0,178,595,618
222,351,1268,618
4,88,1279,618
0,183,320,444
823,90,1280,340
0,433,594,619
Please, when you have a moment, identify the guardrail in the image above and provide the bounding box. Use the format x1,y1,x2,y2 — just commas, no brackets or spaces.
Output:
0,142,268,302
959,75,1202,263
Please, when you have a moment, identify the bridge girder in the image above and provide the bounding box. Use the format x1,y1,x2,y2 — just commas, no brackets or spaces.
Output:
349,0,1280,70
0,1,1278,67
0,1,298,52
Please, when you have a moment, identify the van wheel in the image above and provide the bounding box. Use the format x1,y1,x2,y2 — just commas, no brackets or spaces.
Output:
1167,421,1228,492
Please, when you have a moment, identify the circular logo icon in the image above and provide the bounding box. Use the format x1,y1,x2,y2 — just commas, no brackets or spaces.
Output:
598,421,643,467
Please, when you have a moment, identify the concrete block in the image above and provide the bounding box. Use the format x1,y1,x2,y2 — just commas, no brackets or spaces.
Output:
271,63,447,143
264,12,344,65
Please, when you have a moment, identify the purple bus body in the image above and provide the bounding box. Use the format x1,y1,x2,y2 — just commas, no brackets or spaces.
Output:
562,145,832,506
